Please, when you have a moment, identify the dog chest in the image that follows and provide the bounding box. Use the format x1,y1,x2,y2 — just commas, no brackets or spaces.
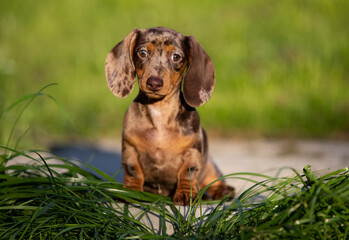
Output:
138,148,182,185
127,126,197,155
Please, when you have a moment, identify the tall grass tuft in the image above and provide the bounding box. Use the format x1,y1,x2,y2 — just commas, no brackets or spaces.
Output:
0,149,348,239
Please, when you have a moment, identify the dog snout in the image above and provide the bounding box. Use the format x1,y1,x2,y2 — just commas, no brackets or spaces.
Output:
146,77,163,91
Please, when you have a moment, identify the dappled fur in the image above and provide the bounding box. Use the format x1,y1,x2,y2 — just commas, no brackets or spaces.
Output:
105,27,234,205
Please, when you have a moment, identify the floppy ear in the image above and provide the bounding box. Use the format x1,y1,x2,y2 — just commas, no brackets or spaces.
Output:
105,29,139,98
183,36,215,107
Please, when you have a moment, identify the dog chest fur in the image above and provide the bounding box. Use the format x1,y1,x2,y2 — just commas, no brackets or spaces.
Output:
123,101,201,188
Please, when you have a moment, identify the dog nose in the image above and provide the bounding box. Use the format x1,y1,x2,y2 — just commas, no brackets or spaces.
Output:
146,77,163,91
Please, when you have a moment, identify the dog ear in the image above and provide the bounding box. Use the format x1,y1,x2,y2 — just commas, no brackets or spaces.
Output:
105,29,139,98
183,36,215,107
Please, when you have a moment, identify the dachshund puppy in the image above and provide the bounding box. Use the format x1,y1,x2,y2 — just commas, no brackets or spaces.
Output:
105,27,234,205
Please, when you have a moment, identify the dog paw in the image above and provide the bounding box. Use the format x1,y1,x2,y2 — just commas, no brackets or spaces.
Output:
173,191,198,205
211,185,235,200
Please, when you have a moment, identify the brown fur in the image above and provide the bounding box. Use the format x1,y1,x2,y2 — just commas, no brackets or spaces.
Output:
105,27,234,205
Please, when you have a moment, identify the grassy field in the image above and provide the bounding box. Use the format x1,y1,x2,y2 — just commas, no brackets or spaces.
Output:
1,0,349,147
0,89,348,239
1,2,348,238
0,147,348,239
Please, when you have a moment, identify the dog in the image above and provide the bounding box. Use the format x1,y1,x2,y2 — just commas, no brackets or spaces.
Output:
105,27,234,205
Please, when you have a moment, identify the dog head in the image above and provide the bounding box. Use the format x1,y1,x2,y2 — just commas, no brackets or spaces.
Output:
105,27,215,107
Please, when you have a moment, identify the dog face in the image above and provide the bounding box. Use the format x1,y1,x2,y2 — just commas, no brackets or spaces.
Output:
105,27,215,107
133,28,188,100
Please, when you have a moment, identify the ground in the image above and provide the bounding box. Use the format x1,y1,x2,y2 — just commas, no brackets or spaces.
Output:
47,138,349,195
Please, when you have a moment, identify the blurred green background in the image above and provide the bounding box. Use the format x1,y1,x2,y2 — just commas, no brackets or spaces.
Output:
1,0,349,148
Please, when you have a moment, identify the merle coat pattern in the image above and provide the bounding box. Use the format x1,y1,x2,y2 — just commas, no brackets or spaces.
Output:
105,27,234,205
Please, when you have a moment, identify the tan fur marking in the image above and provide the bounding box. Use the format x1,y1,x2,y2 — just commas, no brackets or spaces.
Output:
173,150,201,205
127,128,196,154
170,60,187,86
165,45,175,52
147,43,155,52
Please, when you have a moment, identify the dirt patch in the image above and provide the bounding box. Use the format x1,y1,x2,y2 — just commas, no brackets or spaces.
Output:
43,138,349,195
209,139,349,194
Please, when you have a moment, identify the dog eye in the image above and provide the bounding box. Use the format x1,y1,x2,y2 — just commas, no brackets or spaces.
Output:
171,53,182,62
138,50,148,58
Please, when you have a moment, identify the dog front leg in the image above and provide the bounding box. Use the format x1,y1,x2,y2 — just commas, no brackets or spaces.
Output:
122,141,144,191
173,149,201,205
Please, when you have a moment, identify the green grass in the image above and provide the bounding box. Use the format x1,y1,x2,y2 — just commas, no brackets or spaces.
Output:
1,0,349,147
0,86,348,239
0,148,348,239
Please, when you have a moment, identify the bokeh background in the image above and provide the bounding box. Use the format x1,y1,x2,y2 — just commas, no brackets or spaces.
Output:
1,0,349,149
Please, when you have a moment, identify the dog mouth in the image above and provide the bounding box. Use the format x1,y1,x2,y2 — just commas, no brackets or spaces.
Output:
142,90,166,99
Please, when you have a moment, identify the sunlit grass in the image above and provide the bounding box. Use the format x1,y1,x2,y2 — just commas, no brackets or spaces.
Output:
0,86,348,239
1,0,349,146
0,148,348,239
